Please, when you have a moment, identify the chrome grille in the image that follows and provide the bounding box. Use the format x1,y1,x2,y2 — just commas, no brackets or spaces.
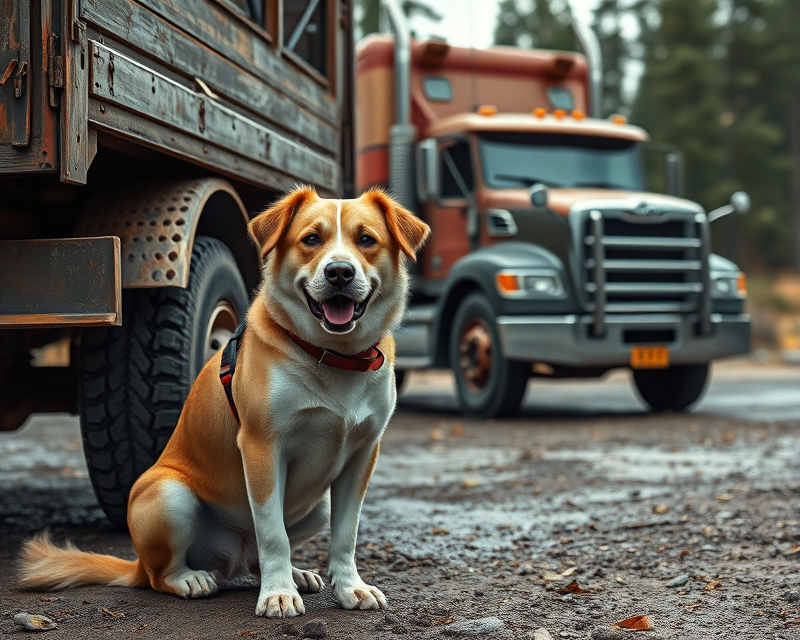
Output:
581,210,705,319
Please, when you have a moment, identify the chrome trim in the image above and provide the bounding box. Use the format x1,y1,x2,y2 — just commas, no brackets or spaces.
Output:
589,210,605,335
600,259,701,271
697,212,712,334
569,5,603,118
598,236,702,249
601,282,703,294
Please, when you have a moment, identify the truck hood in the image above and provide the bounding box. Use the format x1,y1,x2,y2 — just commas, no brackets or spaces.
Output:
483,188,704,217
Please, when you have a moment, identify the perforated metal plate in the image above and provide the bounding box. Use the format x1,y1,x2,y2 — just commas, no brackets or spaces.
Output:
75,178,248,288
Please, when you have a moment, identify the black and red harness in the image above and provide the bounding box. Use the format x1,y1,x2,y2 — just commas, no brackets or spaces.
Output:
219,320,385,426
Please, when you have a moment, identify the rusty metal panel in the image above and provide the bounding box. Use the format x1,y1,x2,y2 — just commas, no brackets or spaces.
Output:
75,178,249,289
59,9,88,184
89,41,338,191
0,236,121,327
80,0,339,151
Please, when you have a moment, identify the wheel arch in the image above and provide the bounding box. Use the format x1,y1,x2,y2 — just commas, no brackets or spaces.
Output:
432,278,485,368
74,178,260,294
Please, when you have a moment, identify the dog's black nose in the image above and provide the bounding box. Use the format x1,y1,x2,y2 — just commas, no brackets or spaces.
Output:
324,261,355,289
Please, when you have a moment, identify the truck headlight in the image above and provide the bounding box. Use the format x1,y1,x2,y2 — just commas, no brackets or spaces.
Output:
496,269,565,298
711,272,746,298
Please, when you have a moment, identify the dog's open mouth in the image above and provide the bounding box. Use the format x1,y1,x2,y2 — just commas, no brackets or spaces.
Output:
303,289,373,333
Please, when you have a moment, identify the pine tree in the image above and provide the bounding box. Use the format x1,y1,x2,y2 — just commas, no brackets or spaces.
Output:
356,0,442,41
592,0,631,116
493,0,576,51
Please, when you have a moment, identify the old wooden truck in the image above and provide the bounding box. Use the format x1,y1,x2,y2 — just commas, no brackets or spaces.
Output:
0,0,354,527
358,8,752,419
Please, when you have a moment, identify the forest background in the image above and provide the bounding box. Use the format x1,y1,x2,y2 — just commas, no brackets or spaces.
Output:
357,0,800,350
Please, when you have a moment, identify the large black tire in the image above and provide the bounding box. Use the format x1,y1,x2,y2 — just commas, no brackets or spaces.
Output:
450,292,530,419
632,363,710,412
78,236,249,528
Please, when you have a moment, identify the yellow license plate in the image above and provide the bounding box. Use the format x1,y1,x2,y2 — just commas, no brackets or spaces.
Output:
630,345,670,369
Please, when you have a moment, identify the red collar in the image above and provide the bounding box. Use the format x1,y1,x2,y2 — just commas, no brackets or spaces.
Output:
286,331,385,372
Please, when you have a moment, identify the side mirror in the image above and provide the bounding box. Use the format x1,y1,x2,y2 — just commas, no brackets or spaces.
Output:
731,191,750,214
416,138,439,203
708,191,751,223
529,183,549,209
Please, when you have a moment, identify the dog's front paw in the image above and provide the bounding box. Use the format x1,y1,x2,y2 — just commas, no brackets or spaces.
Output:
255,590,305,618
292,566,324,593
333,582,388,610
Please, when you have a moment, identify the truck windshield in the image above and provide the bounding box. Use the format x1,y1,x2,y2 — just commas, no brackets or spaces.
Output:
479,132,644,191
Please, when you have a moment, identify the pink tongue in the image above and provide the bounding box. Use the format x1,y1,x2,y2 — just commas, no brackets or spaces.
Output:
321,297,355,325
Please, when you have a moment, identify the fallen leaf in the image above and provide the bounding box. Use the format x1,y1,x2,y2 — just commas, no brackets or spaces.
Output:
560,566,578,577
239,631,257,637
653,504,669,514
99,607,125,619
788,545,800,555
612,614,653,630
715,493,733,501
461,478,480,488
433,616,455,626
429,428,444,441
541,570,564,582
702,525,715,537
431,527,450,536
533,629,555,640
53,610,71,619
680,549,690,557
450,425,465,437
705,579,722,591
556,580,584,594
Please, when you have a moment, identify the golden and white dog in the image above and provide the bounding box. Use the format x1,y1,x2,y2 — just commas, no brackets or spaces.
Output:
18,186,430,618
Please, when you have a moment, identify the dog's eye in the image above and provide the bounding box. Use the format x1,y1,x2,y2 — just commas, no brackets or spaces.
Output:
359,234,377,247
302,234,321,247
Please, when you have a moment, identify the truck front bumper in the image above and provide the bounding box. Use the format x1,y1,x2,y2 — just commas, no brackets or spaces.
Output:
497,313,751,367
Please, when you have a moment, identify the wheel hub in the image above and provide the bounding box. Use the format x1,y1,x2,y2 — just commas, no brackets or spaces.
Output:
205,300,238,362
459,318,493,393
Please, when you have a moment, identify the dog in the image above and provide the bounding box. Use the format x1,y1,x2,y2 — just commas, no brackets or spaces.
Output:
18,186,430,618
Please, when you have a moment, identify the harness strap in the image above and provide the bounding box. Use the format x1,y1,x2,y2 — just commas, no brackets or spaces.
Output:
220,319,247,426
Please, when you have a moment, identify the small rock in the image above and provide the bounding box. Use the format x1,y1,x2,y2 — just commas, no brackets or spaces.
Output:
530,629,554,640
473,590,485,597
699,545,720,553
666,574,690,588
590,629,626,640
443,617,505,636
770,546,780,557
735,576,752,584
383,613,398,625
302,620,327,639
560,594,574,602
13,613,57,631
785,591,800,603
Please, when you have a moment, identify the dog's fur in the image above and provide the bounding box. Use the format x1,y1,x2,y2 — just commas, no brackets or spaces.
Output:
18,187,430,618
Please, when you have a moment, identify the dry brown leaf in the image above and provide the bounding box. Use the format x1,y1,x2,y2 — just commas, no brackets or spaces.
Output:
612,614,653,630
556,580,584,594
99,607,125,619
239,631,257,637
433,616,455,626
788,545,800,555
541,570,564,582
704,579,722,591
461,478,480,488
653,504,669,514
431,527,450,536
702,525,715,537
451,425,465,437
560,566,578,577
715,493,733,501
680,549,690,556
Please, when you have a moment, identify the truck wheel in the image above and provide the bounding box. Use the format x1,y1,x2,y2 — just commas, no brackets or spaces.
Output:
450,292,529,419
632,364,710,412
395,369,407,395
78,236,249,529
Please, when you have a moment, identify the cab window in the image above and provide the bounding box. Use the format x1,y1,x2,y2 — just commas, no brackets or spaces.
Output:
440,140,474,200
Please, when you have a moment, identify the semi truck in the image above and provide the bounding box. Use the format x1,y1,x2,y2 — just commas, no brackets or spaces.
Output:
0,0,355,527
356,6,751,419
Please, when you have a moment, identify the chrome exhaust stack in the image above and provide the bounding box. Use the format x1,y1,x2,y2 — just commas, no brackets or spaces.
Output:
383,0,416,210
569,5,604,118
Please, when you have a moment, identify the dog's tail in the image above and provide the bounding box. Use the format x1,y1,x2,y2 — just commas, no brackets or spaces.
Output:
18,531,149,591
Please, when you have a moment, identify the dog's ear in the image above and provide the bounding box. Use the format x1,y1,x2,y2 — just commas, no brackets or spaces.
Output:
249,185,317,259
363,190,430,262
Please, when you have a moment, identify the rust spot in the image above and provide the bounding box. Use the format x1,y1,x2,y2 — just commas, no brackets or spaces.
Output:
0,59,18,85
107,54,115,96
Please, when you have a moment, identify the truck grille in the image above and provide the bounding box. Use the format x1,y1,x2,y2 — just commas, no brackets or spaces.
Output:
582,211,705,315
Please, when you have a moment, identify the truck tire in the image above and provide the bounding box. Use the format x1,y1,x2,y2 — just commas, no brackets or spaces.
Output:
78,236,249,529
450,292,529,419
395,369,407,395
632,364,710,412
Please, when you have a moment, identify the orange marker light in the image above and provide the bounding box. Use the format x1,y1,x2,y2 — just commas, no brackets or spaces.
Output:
533,108,547,118
496,273,520,294
572,110,586,120
737,273,747,295
553,109,566,120
478,105,498,116
611,114,628,125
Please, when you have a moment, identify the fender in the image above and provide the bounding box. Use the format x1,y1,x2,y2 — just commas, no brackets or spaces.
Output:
74,178,260,292
429,243,577,367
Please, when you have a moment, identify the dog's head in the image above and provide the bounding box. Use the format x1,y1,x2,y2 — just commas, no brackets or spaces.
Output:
249,186,430,354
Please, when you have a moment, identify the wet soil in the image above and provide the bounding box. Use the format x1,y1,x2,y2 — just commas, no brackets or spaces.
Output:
1,362,799,639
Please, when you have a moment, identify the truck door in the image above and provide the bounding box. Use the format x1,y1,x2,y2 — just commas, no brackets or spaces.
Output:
422,138,475,280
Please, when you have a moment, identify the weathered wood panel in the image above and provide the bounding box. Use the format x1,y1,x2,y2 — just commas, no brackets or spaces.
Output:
89,41,337,191
89,99,341,196
80,0,339,150
60,13,88,184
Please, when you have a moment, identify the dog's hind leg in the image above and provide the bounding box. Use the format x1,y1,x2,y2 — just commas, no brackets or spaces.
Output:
285,492,330,593
129,472,219,599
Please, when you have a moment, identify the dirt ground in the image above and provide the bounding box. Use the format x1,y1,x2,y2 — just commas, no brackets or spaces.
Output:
1,361,799,639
